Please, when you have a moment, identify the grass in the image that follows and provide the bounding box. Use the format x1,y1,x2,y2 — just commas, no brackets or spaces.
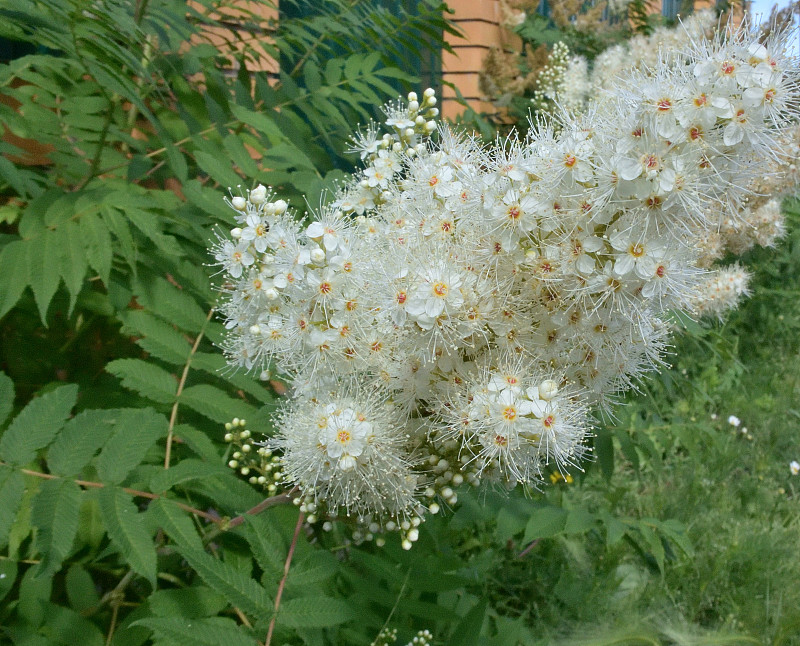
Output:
465,201,800,645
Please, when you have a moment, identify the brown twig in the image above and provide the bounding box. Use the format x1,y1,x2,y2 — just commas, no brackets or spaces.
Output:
517,539,540,558
226,487,298,530
164,307,214,469
264,511,305,646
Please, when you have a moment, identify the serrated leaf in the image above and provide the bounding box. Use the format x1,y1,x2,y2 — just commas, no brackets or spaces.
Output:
195,150,242,188
47,409,119,476
97,487,157,586
60,222,87,313
244,515,286,577
0,240,27,319
223,134,259,177
135,277,209,333
522,506,568,543
95,408,166,484
79,212,112,284
449,598,487,646
120,311,192,365
192,352,275,404
176,546,271,616
0,559,16,602
147,497,203,550
600,511,627,547
26,231,61,322
148,587,227,619
286,551,338,588
0,465,24,547
31,478,82,576
0,383,78,465
173,423,220,461
132,617,259,646
149,459,230,493
179,384,257,424
106,358,177,404
0,371,13,427
278,597,356,629
637,522,666,573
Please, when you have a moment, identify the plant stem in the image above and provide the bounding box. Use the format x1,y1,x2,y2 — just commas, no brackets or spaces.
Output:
264,511,304,646
3,462,219,524
165,307,214,469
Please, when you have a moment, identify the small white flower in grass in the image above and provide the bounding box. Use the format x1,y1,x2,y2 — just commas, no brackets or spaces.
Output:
790,460,800,476
728,414,741,427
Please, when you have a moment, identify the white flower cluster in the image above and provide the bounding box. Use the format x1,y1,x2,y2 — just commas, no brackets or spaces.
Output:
531,41,572,112
212,23,800,535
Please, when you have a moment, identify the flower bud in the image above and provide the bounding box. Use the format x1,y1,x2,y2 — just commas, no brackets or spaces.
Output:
539,379,559,401
231,196,247,210
273,199,288,214
249,184,267,204
311,247,326,263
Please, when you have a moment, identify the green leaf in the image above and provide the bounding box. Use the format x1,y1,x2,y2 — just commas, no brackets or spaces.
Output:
132,617,259,646
65,565,100,613
60,222,88,313
31,478,82,577
47,409,119,477
0,383,78,465
223,134,259,177
174,423,220,461
522,506,568,543
176,546,272,616
97,487,157,586
0,559,17,602
95,408,166,484
26,230,62,322
135,277,209,333
286,551,338,588
149,459,230,493
244,514,286,577
41,602,104,646
120,310,192,365
179,384,257,424
594,427,615,480
192,352,276,405
0,370,13,427
279,597,356,629
637,522,666,574
0,240,27,319
148,587,227,619
0,465,25,547
195,150,242,188
448,599,487,646
146,497,202,550
106,358,177,404
563,509,597,535
79,212,112,284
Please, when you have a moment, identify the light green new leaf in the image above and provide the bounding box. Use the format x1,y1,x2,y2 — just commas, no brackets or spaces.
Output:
176,546,272,617
132,617,259,646
278,596,356,629
120,310,192,365
0,383,78,465
0,466,25,547
146,497,203,551
31,478,82,577
522,506,568,543
149,459,230,493
106,358,177,404
98,487,157,586
179,384,257,424
0,371,13,427
95,408,167,484
47,409,119,476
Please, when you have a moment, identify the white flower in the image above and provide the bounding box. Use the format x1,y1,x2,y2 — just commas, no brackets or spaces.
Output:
728,415,741,427
790,460,800,476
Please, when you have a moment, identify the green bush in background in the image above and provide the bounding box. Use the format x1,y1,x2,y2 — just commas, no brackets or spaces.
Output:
0,1,798,644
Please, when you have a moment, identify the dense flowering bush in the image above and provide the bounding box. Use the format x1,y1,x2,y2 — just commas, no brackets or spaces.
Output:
212,22,800,546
